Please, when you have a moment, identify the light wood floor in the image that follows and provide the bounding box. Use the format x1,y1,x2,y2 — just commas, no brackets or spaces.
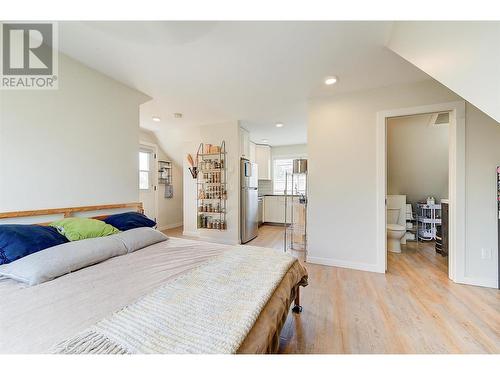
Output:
164,225,500,354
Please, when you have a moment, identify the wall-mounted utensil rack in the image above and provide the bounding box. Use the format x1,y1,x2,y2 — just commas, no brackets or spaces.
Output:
158,160,172,185
196,141,227,230
159,160,173,198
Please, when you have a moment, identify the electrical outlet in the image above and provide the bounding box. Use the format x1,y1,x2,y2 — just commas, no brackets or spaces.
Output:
481,248,492,259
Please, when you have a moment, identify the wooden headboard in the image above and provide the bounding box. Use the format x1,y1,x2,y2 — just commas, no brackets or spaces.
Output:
0,202,144,224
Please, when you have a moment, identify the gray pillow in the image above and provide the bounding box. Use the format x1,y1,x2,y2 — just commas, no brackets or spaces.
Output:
113,227,168,253
0,235,127,286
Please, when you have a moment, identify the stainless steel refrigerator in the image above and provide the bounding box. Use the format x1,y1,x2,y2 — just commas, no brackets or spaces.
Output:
240,158,258,243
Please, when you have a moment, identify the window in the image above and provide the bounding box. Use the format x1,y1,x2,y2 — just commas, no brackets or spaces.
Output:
273,158,307,194
139,151,150,190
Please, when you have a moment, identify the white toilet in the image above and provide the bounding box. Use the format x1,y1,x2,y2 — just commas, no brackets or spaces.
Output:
386,195,407,253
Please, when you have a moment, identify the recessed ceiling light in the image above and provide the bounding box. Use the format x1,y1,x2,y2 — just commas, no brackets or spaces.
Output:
261,139,268,143
275,123,284,128
324,76,338,85
152,116,161,122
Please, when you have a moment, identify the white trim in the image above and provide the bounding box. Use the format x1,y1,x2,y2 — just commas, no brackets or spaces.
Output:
139,140,159,223
182,230,239,245
455,276,497,289
158,222,183,231
307,256,380,273
376,101,466,281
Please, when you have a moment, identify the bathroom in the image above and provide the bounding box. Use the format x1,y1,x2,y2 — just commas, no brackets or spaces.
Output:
386,112,450,271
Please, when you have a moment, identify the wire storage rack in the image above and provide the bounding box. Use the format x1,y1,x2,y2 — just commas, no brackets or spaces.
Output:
417,203,441,241
196,141,227,230
405,203,417,242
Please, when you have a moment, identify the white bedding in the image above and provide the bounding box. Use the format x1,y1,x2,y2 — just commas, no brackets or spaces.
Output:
52,245,295,354
0,237,227,353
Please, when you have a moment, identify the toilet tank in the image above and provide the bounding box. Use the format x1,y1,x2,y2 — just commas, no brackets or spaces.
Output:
386,195,407,226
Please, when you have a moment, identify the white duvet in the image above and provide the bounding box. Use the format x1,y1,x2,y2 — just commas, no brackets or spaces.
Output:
0,237,227,353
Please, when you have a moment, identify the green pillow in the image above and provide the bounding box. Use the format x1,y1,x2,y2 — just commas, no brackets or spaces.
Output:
50,218,120,241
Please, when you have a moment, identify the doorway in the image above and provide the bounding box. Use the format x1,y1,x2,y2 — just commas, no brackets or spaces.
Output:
385,112,450,274
376,102,466,283
139,142,158,221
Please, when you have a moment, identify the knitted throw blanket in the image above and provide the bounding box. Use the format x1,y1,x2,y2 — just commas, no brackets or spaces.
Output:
52,246,296,354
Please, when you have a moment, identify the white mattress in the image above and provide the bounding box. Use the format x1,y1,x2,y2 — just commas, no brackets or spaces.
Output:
0,237,228,353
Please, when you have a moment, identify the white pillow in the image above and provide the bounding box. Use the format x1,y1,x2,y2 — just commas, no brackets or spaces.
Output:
114,227,168,253
0,235,127,286
0,228,169,286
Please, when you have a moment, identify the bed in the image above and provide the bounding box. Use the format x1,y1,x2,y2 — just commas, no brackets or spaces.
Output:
0,203,308,354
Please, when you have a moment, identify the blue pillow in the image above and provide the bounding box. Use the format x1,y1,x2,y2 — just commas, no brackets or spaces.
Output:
103,212,156,232
0,225,69,265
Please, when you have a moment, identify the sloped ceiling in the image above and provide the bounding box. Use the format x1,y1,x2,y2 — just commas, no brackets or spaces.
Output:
388,21,500,123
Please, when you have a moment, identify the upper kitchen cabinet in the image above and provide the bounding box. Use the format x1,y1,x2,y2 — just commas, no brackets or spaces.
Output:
256,144,271,180
249,141,256,163
239,127,250,159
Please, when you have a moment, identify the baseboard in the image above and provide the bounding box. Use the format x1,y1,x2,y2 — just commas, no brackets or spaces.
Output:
306,256,382,273
454,275,498,289
181,230,239,246
158,222,183,231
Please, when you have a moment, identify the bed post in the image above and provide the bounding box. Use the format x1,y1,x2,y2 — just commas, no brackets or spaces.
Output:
292,286,303,313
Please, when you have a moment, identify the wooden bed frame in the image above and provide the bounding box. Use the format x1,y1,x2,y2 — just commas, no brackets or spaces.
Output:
0,202,144,224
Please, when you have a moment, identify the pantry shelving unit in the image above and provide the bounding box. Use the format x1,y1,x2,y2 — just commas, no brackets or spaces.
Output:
417,203,441,241
196,141,227,231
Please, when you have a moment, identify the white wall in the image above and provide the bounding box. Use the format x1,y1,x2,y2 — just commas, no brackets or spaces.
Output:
183,121,240,245
387,114,449,205
308,79,499,287
271,144,308,159
388,21,500,123
464,103,500,287
0,53,149,212
140,130,183,230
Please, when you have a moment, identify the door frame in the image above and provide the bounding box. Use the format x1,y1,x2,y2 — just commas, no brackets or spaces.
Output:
376,101,466,282
139,141,159,222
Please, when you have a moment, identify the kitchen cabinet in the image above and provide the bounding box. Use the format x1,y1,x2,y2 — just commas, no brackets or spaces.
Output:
258,196,263,226
256,144,271,180
263,195,292,223
263,196,275,223
249,141,256,163
261,198,265,223
240,127,250,159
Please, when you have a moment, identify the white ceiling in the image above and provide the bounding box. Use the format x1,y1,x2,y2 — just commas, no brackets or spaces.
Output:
58,21,429,146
